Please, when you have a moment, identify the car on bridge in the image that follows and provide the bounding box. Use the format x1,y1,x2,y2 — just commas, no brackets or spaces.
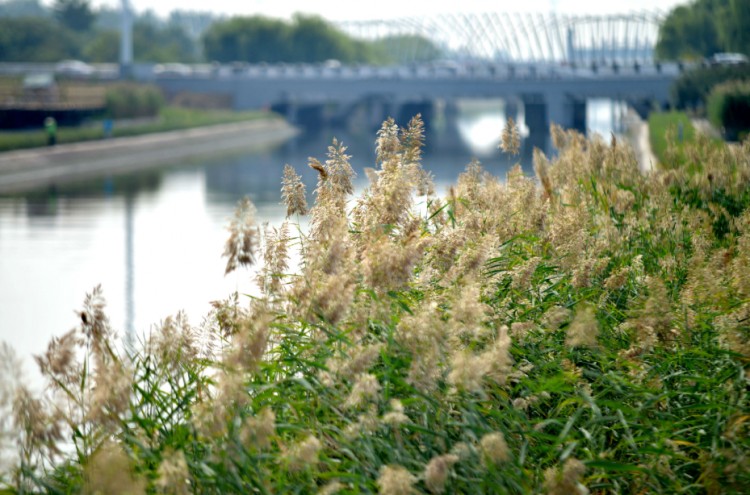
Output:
55,60,95,78
154,63,192,77
709,53,748,66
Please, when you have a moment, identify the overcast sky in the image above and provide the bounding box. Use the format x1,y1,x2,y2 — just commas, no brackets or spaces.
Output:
89,0,687,20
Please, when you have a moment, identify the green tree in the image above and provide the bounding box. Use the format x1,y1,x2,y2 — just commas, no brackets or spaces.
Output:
203,16,291,63
287,14,377,63
134,20,198,62
289,14,350,63
656,0,750,60
656,3,721,60
202,14,381,64
53,0,95,32
720,0,750,54
373,34,442,64
0,0,48,18
0,16,78,61
82,29,119,62
708,80,750,139
83,22,198,63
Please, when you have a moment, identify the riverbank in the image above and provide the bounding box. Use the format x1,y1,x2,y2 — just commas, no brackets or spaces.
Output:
0,118,298,194
0,107,277,152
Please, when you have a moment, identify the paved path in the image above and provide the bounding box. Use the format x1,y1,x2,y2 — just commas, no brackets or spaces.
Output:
0,119,298,194
691,118,722,140
623,109,657,173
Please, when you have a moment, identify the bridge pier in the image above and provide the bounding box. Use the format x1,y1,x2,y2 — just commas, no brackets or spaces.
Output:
504,98,520,122
545,92,586,133
348,99,436,132
522,95,547,149
271,102,330,128
573,100,587,134
397,101,435,129
522,93,588,148
342,97,401,132
432,100,466,151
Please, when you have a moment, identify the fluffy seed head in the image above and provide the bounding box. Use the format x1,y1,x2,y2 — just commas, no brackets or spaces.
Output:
424,454,459,494
223,197,259,275
344,373,381,408
480,431,511,465
500,117,521,155
377,465,416,495
382,399,409,426
156,448,190,495
376,118,401,165
281,164,308,217
544,458,588,495
286,435,322,470
241,407,276,450
35,329,81,387
565,305,599,349
84,441,145,495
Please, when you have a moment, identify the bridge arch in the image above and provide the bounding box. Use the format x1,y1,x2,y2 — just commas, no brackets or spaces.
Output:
336,11,664,64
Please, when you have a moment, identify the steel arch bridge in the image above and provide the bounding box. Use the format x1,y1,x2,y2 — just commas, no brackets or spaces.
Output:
337,11,664,64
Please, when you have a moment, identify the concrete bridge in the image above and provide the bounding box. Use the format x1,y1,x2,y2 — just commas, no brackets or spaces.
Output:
153,60,685,136
1,11,679,137
151,10,675,134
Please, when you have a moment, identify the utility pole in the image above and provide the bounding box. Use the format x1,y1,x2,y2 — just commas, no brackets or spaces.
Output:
120,0,133,78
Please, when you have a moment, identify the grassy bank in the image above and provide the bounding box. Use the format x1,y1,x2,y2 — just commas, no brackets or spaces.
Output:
0,107,278,153
648,111,696,166
1,120,749,494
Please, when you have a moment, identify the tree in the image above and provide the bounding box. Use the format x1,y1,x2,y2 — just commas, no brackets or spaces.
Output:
656,0,749,60
656,3,721,60
202,14,378,64
134,20,199,62
82,30,119,62
53,0,95,32
83,21,198,63
720,0,750,54
203,16,291,63
373,34,443,64
0,17,78,61
289,14,350,63
0,0,48,18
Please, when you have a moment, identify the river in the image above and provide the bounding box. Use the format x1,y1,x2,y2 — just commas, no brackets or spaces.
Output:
0,99,626,367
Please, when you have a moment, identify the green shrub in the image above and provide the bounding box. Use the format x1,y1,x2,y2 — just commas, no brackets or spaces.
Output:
708,80,750,141
104,84,165,119
670,64,750,110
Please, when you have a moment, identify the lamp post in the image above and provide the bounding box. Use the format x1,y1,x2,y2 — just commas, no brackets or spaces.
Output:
120,0,133,78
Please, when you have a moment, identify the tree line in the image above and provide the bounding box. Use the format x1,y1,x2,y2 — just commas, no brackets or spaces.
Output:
0,0,203,62
203,15,441,65
0,0,441,65
656,0,750,60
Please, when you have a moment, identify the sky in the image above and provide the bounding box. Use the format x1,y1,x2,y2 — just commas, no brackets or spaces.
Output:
90,0,688,20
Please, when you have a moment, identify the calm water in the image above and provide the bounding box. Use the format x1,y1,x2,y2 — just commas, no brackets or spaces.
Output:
0,99,624,366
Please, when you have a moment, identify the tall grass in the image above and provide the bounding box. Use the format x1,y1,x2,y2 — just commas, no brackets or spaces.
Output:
1,117,749,494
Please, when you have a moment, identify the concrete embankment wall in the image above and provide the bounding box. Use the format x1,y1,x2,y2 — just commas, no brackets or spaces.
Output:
0,118,298,194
